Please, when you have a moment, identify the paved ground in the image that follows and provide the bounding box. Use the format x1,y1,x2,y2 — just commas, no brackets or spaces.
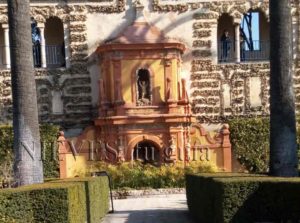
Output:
102,194,195,223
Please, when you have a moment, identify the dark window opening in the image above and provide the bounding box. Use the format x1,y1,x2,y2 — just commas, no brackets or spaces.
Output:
31,17,41,68
45,17,65,68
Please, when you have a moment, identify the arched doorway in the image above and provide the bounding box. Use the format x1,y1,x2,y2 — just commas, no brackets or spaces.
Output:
132,140,160,165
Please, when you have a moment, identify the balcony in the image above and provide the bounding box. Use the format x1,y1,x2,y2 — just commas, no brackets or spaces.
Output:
218,40,270,63
0,45,65,69
33,44,65,68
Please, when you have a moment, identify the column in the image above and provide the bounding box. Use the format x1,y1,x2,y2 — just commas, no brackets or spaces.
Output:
211,23,218,64
63,23,71,68
2,24,10,69
235,23,241,63
38,23,47,68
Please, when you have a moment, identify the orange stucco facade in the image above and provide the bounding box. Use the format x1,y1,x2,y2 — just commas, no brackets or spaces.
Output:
57,16,232,178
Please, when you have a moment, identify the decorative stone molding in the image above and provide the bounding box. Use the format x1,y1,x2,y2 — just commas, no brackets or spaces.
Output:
153,0,269,18
192,40,211,48
192,50,212,58
0,15,7,24
193,22,216,29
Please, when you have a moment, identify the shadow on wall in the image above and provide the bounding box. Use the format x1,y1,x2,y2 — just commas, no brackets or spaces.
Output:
153,86,163,104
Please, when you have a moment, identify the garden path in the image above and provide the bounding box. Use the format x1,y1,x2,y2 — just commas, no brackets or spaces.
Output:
102,193,195,223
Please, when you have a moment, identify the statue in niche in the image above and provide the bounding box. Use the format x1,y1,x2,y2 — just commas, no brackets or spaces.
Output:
137,69,151,106
138,80,148,99
169,137,176,155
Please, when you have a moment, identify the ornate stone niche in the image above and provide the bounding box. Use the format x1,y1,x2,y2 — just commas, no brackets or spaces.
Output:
56,3,232,178
92,6,196,164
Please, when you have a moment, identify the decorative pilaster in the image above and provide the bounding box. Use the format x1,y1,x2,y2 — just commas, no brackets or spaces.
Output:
221,124,232,172
57,131,68,178
2,24,10,69
165,59,174,102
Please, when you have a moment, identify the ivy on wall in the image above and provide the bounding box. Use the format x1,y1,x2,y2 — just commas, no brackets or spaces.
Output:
0,124,60,185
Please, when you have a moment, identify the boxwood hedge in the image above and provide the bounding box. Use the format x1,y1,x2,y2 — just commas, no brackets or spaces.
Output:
52,177,109,223
0,176,109,223
186,173,300,223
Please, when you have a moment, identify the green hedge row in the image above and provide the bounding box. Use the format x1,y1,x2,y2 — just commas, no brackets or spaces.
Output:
186,174,300,223
0,124,60,182
0,176,109,223
228,117,300,173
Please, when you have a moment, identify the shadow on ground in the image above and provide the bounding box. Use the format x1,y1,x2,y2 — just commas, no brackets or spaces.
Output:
103,209,195,223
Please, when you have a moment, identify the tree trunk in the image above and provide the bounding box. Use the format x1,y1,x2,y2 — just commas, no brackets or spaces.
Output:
269,0,298,176
8,0,44,185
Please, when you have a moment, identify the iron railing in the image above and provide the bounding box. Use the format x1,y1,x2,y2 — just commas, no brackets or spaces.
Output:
218,40,270,63
33,44,65,68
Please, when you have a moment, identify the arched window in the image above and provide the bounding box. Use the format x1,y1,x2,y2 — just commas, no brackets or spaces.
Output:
217,14,234,63
45,17,65,68
136,69,151,106
240,10,269,61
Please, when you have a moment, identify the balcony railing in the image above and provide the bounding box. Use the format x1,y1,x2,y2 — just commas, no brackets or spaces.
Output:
33,44,65,68
218,40,270,63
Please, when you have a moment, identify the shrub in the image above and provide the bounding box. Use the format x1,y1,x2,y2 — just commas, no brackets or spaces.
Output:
0,176,109,223
87,161,217,189
40,124,60,178
0,124,60,185
229,117,300,173
228,117,270,172
186,173,300,223
0,126,14,185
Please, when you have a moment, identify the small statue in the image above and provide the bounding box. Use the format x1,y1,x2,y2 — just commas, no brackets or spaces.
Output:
185,142,191,161
138,80,149,99
117,145,125,162
169,137,176,155
99,141,108,161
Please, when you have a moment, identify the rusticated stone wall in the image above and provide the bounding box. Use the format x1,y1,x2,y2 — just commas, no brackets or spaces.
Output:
0,0,126,130
152,0,300,123
0,0,300,130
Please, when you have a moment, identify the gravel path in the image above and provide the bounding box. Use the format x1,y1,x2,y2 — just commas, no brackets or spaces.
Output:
102,194,195,223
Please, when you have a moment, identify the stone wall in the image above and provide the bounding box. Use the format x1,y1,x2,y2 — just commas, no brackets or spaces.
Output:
0,0,300,132
0,0,126,131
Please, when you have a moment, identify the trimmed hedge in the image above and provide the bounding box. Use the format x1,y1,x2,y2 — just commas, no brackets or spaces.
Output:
186,173,300,223
0,176,109,223
52,177,110,223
